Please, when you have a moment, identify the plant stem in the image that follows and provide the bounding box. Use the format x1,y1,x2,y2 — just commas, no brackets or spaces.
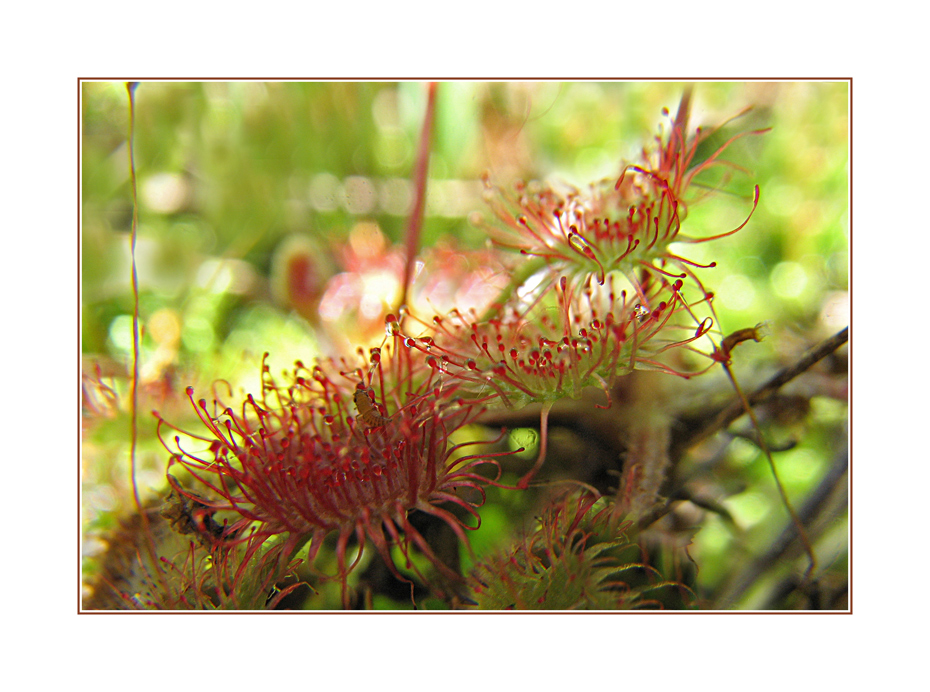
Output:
722,360,818,582
517,400,554,489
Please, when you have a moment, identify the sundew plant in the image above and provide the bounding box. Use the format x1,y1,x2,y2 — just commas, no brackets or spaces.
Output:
81,81,849,611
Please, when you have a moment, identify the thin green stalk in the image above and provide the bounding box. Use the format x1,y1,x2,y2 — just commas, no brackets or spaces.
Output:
722,360,817,582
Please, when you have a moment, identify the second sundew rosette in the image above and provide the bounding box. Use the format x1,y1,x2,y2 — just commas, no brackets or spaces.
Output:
398,95,766,489
472,94,763,324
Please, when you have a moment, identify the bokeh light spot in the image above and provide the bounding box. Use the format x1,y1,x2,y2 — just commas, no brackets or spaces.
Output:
770,261,808,299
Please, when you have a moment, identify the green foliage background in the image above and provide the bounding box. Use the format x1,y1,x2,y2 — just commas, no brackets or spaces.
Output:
81,81,848,609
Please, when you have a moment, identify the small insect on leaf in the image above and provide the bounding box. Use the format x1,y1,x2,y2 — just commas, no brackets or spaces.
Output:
354,387,392,428
161,475,226,548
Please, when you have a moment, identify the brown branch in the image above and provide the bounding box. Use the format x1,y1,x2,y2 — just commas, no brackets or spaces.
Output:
712,445,848,609
683,326,848,450
639,326,848,532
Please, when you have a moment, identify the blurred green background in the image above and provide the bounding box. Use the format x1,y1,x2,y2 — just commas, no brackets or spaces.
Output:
81,81,848,608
